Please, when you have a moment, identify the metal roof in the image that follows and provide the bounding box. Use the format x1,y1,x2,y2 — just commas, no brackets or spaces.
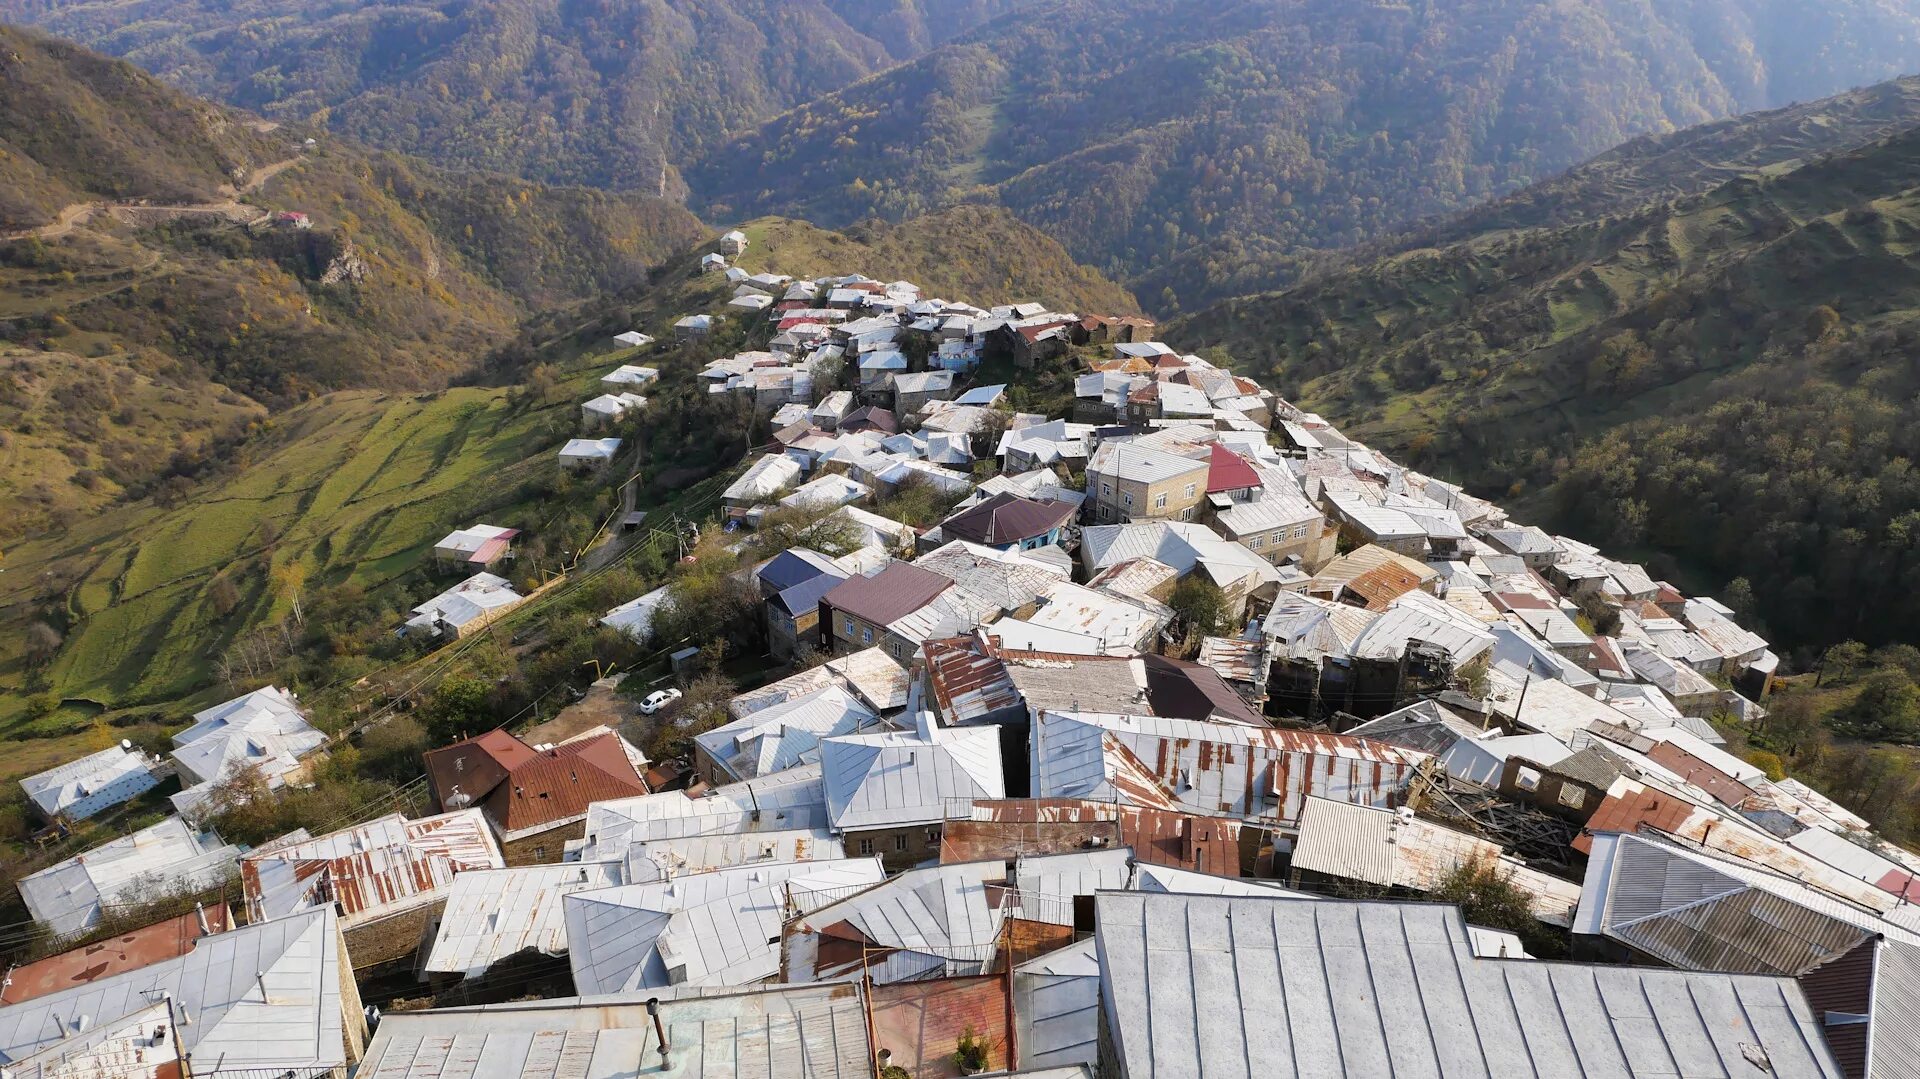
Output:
1096,891,1846,1079
0,906,231,1005
820,560,952,628
18,818,243,938
20,744,160,822
0,906,349,1076
695,687,882,784
623,827,841,883
821,726,1006,831
565,859,885,993
355,983,872,1079
570,766,831,863
1289,798,1581,925
423,861,626,979
242,809,503,928
1031,711,1423,830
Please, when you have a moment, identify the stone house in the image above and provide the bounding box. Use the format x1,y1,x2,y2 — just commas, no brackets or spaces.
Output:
1083,442,1210,525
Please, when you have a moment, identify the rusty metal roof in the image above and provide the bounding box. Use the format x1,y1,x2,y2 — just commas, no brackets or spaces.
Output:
922,635,1022,724
0,905,232,1004
241,809,503,926
1032,711,1425,829
942,798,1241,873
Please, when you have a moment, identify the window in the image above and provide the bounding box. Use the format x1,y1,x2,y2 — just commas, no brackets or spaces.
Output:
1180,507,1194,521
858,838,874,856
844,615,856,635
1154,493,1168,510
1557,785,1587,810
1101,483,1112,498
1122,492,1133,508
1293,523,1310,539
862,627,873,644
1515,767,1541,793
894,834,908,852
927,827,941,845
531,846,546,861
1250,536,1264,549
1184,483,1196,499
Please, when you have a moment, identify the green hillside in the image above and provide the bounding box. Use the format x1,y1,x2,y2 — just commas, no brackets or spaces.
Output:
688,0,1920,312
1172,89,1920,655
0,209,1133,781
0,0,1031,191
0,24,705,540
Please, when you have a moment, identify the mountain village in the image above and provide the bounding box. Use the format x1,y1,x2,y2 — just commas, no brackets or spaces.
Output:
0,229,1908,1079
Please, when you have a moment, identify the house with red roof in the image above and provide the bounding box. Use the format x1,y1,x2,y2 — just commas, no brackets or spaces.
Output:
423,729,650,864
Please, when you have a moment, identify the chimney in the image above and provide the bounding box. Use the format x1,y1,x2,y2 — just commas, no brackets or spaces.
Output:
647,997,671,1068
255,971,270,1005
194,903,210,936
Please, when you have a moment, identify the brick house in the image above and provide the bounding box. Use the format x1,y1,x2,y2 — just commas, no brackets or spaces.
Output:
818,561,955,659
423,730,650,865
1083,442,1210,525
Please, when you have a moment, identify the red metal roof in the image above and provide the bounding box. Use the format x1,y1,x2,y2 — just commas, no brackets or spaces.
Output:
0,906,231,1004
1206,445,1262,494
484,732,649,834
424,728,538,811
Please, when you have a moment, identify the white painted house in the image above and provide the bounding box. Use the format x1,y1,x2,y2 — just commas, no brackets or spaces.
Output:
20,743,162,823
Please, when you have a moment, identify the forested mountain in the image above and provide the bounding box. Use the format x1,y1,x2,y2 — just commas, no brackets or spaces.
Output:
1172,75,1920,654
0,24,704,537
0,0,1029,192
691,0,1920,311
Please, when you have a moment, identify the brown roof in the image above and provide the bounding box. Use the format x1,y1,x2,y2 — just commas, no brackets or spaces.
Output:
939,493,1076,546
923,635,1022,724
1346,565,1427,610
482,732,649,835
1138,654,1265,726
423,729,538,811
1574,783,1700,854
941,798,1240,873
839,406,898,434
0,906,231,1004
821,561,952,628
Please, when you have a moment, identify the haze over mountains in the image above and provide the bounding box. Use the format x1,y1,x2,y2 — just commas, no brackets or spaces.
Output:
13,0,1920,311
0,0,1030,194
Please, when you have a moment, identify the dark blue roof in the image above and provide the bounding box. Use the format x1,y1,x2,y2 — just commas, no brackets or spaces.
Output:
757,548,841,593
775,569,850,617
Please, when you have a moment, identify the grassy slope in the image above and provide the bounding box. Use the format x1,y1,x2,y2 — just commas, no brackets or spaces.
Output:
0,210,1133,778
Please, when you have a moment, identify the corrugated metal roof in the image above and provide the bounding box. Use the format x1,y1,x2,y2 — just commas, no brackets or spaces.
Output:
0,906,348,1076
695,687,882,784
242,809,503,928
19,817,243,937
624,827,840,883
355,983,872,1079
821,726,1005,831
0,906,232,1005
1097,892,1846,1079
570,766,831,864
424,861,626,978
1290,797,1580,925
1033,711,1424,829
565,858,885,993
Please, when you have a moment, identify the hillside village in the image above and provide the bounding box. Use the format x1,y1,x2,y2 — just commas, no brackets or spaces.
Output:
0,228,1912,1079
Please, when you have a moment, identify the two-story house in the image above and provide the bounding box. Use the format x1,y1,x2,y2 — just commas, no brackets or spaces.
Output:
1084,442,1210,525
